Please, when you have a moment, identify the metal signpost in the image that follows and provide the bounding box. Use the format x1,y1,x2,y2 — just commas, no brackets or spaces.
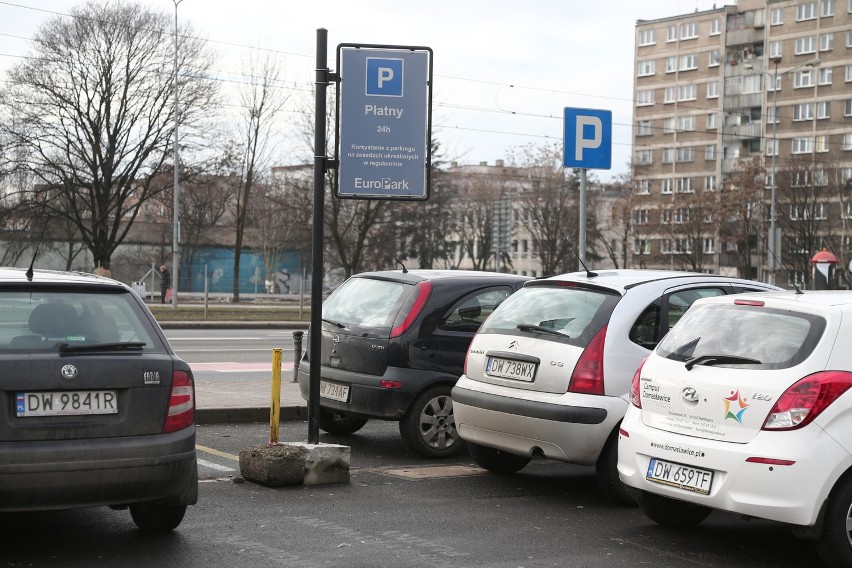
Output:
563,107,612,268
335,44,432,200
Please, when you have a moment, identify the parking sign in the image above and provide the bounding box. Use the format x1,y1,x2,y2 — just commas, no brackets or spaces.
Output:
563,107,612,170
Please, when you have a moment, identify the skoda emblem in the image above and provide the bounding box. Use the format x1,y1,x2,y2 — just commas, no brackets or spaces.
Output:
682,386,700,404
60,364,78,381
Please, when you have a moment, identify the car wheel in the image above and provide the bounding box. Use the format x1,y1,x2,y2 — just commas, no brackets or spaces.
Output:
468,442,531,474
816,476,852,567
130,503,187,532
400,385,463,458
318,408,368,436
595,432,637,506
637,490,711,527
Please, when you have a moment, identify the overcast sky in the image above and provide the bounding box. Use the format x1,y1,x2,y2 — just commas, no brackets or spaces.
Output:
0,0,730,181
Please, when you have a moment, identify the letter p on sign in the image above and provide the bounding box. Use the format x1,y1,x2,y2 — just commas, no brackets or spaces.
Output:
563,108,612,170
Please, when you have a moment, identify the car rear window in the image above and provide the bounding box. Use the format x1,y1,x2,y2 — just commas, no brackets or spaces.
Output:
0,290,165,352
479,285,620,347
323,277,409,332
657,303,826,370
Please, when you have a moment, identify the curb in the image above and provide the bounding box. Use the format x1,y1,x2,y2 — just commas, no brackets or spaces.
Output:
196,405,309,425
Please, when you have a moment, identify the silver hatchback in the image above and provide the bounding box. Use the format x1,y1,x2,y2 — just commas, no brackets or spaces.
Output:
0,268,197,531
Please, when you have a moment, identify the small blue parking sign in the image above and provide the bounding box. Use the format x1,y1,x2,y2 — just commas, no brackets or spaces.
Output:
366,58,404,97
563,107,612,170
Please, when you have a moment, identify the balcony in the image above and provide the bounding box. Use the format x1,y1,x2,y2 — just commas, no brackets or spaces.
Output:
722,123,763,143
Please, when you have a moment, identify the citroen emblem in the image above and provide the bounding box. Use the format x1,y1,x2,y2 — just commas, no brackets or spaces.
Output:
61,364,78,381
332,335,341,345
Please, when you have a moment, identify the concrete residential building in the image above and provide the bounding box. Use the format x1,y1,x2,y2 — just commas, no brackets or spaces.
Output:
632,0,852,286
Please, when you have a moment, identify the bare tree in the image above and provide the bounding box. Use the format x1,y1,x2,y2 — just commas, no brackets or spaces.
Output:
230,54,288,301
720,157,765,280
0,1,216,271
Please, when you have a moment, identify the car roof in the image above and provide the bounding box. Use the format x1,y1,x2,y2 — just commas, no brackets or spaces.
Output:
699,289,852,310
529,269,778,294
0,267,127,289
353,269,531,284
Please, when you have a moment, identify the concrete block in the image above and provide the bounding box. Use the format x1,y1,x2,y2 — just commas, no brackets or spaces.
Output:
238,442,350,487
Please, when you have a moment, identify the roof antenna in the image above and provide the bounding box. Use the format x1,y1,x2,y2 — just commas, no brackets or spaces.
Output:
368,230,407,273
578,257,598,278
25,224,48,281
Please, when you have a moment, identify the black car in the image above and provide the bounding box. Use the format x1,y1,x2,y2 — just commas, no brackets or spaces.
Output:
298,269,530,457
0,268,197,531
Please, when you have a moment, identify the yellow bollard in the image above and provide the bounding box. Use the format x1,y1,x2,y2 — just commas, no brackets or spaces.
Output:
269,348,282,445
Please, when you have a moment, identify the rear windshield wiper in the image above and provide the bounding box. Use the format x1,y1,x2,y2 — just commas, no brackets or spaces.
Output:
685,354,762,371
517,323,570,338
59,342,146,353
322,318,346,329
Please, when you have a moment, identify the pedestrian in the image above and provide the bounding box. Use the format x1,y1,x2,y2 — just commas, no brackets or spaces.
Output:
159,264,171,304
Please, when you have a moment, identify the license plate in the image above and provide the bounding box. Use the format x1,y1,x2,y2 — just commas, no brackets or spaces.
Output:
485,357,536,381
320,380,349,402
646,457,713,495
16,390,118,417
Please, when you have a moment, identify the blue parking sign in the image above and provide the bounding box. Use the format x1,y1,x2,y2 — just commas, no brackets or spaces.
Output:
563,107,612,170
366,58,404,97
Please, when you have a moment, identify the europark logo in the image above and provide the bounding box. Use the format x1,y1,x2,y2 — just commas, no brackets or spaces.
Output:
723,389,749,423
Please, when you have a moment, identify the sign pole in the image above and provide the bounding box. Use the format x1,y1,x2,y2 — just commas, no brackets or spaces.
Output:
579,168,587,269
308,28,329,445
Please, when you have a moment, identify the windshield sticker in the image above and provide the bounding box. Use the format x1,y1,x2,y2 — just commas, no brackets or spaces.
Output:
723,390,749,423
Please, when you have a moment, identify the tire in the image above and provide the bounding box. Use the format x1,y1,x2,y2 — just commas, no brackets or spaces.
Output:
399,385,464,458
318,408,368,436
637,490,712,528
130,503,187,532
816,476,852,567
596,432,637,506
468,442,531,474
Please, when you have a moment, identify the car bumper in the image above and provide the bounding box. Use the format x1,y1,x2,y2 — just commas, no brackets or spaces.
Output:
298,361,451,419
618,407,850,527
0,427,198,511
451,376,627,466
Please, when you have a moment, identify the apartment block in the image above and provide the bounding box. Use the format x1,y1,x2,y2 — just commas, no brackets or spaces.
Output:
632,0,852,285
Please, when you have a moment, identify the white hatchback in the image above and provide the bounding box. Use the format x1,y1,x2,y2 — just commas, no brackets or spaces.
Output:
618,291,852,567
452,269,778,503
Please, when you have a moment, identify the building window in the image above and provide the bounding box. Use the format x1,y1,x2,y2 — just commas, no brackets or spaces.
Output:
636,179,651,194
847,30,852,47
820,33,834,51
678,84,697,101
794,103,815,120
662,148,674,164
815,135,829,152
676,238,693,253
710,18,721,35
637,89,654,106
766,139,779,156
633,209,650,225
638,29,655,46
767,105,779,124
770,7,784,24
742,74,762,94
661,210,672,224
792,137,813,154
675,207,690,223
705,144,716,160
846,99,852,116
846,65,852,82
635,149,652,165
844,133,852,150
707,113,718,129
667,25,677,42
664,86,677,103
797,2,817,20
677,147,695,162
819,67,833,85
634,239,650,255
705,176,717,191
822,0,835,16
706,81,719,98
794,69,815,88
681,22,698,39
768,41,782,59
663,117,675,133
677,178,694,193
636,120,652,136
708,50,721,67
677,116,696,132
638,60,655,76
666,56,677,73
680,54,697,71
795,36,816,54
662,179,674,194
703,238,715,254
817,101,830,118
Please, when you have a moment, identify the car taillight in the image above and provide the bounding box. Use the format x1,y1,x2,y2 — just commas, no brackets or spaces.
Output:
630,357,648,408
163,370,195,433
568,325,607,395
762,371,852,431
390,281,432,338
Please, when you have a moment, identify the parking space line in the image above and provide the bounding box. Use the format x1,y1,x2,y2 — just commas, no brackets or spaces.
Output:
198,458,236,472
197,444,240,461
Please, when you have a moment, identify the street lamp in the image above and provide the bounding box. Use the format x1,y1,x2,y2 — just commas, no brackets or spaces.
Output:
763,56,820,285
171,0,184,308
